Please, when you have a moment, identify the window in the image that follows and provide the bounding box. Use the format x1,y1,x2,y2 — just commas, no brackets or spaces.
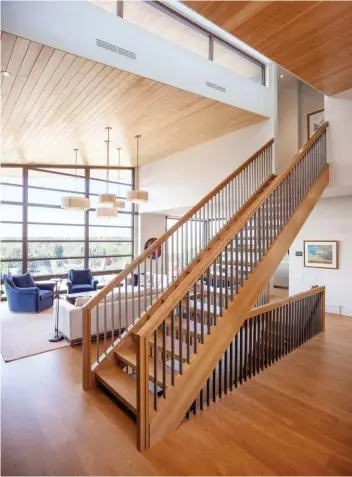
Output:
1,169,24,283
124,1,210,59
213,40,264,84
0,166,135,295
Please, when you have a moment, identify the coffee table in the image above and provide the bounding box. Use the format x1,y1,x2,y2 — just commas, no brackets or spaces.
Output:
66,290,97,305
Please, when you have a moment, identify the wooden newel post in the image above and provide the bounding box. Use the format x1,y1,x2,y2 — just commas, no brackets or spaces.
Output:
135,332,149,452
82,308,92,390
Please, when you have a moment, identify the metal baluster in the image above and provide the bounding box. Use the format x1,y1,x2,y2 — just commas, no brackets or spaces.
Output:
96,304,100,362
219,355,222,398
244,320,248,381
235,235,239,295
193,283,198,355
207,268,211,332
112,287,115,344
186,292,191,364
200,275,204,344
253,316,257,376
131,272,135,324
162,321,167,398
239,325,243,385
118,285,122,339
249,318,253,378
178,302,183,375
154,329,158,410
171,309,175,386
137,264,141,323
104,296,107,354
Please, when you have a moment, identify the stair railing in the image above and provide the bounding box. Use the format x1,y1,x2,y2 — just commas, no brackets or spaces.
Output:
81,140,274,388
134,122,328,450
186,286,325,417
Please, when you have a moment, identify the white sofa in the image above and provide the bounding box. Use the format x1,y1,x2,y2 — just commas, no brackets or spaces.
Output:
58,285,156,344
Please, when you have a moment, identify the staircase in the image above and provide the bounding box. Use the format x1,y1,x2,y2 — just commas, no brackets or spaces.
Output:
82,123,328,451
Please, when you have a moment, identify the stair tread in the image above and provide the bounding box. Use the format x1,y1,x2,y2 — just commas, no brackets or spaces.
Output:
149,332,193,360
115,342,177,387
95,365,143,414
166,316,209,336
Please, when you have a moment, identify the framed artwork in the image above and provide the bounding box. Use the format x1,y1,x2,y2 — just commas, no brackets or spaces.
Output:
304,241,338,269
307,109,324,139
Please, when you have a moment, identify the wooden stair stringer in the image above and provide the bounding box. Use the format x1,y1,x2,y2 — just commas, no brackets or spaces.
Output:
147,164,329,448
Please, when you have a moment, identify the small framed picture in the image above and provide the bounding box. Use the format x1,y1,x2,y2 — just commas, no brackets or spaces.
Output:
307,109,324,139
304,241,338,269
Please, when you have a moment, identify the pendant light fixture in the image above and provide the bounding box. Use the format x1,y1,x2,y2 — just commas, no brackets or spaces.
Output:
127,134,148,204
96,127,118,219
61,149,90,211
113,147,125,209
98,127,116,206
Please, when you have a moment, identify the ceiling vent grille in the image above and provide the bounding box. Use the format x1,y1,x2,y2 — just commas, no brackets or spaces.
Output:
206,81,226,93
96,39,136,60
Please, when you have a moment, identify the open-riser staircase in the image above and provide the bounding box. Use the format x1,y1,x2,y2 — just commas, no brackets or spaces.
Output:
82,123,328,451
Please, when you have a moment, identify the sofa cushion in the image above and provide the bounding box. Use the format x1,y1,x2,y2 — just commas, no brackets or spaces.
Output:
39,289,54,301
13,273,36,289
70,269,91,285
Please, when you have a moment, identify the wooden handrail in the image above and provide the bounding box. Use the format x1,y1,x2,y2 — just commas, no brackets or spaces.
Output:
246,286,325,319
135,123,328,339
83,139,274,310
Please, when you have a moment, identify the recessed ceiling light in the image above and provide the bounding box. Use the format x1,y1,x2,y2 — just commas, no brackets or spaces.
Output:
280,74,284,79
1,71,11,77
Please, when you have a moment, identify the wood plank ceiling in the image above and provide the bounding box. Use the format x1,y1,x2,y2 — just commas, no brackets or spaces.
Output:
184,1,352,96
0,32,265,167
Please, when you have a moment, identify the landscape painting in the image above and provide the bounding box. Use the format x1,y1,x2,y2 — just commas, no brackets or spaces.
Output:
304,241,338,269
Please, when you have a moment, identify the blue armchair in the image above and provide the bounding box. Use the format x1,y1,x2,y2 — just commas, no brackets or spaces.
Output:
3,273,55,313
66,269,98,294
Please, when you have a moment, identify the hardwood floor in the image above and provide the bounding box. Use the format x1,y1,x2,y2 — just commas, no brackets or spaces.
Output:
1,314,352,476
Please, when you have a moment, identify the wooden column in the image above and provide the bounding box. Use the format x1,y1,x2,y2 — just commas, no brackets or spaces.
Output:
82,308,92,390
135,332,150,451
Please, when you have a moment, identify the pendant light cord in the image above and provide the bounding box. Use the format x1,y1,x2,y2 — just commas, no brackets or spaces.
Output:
106,127,111,194
74,149,78,192
135,134,141,190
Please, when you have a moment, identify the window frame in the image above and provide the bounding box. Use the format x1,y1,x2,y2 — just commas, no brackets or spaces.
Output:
0,164,136,296
124,0,265,85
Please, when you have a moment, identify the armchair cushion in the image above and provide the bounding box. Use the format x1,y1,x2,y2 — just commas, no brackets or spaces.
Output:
36,282,55,291
69,284,93,293
39,289,54,301
12,273,36,289
69,269,92,285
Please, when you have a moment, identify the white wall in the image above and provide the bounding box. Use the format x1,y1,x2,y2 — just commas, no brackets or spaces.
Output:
1,0,274,118
289,197,352,316
324,88,352,198
299,82,324,146
139,119,273,213
138,212,166,273
276,73,299,173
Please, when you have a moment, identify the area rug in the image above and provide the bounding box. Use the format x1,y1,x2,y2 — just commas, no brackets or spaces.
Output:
0,303,70,362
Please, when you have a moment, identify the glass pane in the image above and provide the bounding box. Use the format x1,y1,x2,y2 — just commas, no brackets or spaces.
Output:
28,169,85,192
89,256,131,273
124,1,209,58
28,206,85,225
89,211,133,227
0,260,23,275
28,242,85,259
213,40,264,84
0,184,23,203
89,241,132,257
0,223,22,240
0,242,23,259
0,167,23,185
89,168,133,185
28,258,85,276
28,188,85,206
28,224,85,240
89,225,132,240
0,204,23,222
